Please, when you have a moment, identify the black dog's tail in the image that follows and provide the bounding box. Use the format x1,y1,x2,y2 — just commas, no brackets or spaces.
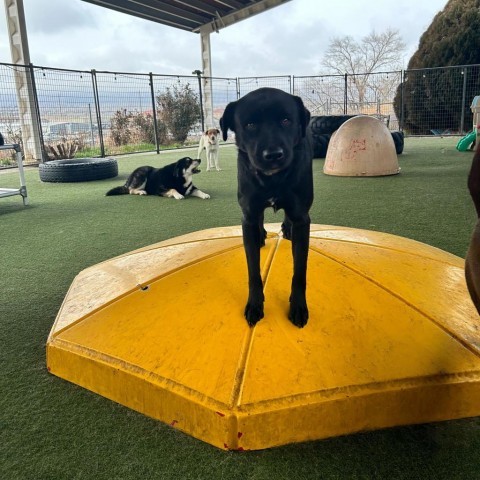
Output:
106,185,129,196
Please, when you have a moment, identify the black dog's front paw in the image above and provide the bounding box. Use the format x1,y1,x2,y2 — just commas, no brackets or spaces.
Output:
244,302,264,327
288,300,309,328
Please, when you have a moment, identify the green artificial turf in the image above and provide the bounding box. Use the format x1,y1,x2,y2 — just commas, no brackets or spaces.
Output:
1,137,480,479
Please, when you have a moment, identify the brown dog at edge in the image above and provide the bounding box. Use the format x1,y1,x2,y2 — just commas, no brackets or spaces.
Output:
466,144,480,314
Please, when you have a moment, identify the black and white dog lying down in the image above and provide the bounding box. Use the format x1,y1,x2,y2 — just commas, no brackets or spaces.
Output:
106,157,210,200
220,87,313,328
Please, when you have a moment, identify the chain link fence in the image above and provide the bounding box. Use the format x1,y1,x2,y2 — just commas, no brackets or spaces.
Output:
400,65,480,135
1,62,479,168
238,76,292,96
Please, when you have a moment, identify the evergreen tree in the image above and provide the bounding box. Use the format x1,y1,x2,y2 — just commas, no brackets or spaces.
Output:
394,0,480,134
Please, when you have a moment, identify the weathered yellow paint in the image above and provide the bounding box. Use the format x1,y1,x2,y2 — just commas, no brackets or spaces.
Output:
46,224,480,450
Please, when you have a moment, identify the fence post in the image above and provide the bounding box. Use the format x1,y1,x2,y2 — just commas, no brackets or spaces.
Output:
236,78,240,99
28,63,46,162
460,66,468,135
400,70,405,132
90,69,105,157
344,73,348,114
149,73,160,154
193,70,205,132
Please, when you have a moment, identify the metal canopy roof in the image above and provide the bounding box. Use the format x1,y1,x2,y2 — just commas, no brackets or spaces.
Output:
80,0,291,33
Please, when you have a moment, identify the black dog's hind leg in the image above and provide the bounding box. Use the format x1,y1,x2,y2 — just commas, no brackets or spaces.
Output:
286,212,311,328
260,213,267,247
242,212,266,326
281,217,292,240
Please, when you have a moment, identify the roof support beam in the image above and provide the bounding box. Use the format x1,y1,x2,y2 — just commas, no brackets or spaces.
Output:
199,26,214,128
4,0,42,161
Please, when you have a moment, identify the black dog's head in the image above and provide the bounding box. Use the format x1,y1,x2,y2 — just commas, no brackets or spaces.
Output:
220,88,310,175
173,157,201,177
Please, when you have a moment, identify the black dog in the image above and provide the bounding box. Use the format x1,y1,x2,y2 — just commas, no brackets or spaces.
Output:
220,87,313,328
106,157,210,200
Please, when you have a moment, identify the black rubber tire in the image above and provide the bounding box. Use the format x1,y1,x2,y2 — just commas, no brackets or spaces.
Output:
391,131,405,155
311,133,331,158
309,116,404,158
309,115,357,135
39,158,118,183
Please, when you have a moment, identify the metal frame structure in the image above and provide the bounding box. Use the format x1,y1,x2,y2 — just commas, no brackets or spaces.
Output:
80,0,292,33
0,144,28,204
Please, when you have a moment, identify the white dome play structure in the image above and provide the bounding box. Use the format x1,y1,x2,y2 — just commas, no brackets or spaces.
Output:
324,115,400,177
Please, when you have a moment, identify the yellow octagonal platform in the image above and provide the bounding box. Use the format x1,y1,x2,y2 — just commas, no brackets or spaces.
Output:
46,224,480,450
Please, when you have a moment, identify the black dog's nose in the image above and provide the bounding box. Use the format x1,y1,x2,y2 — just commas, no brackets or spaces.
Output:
262,148,284,162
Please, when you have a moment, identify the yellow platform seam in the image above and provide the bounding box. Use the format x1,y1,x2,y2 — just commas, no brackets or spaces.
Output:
96,231,279,264
311,235,461,266
310,245,480,358
49,242,247,340
226,234,282,450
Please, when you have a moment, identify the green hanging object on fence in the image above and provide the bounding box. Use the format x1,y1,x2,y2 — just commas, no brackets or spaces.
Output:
456,130,477,152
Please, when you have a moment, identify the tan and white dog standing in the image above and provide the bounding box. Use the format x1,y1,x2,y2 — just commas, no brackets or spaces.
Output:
197,128,221,171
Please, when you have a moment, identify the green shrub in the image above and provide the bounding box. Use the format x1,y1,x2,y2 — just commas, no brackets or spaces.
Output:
156,83,201,143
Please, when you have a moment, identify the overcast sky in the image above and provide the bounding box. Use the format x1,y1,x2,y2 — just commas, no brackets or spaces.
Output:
0,0,448,77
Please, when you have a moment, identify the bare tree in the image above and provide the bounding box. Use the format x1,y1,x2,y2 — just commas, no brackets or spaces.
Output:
321,29,406,107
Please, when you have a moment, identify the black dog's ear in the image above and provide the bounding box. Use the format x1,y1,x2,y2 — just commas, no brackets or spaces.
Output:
173,158,188,177
294,95,311,138
220,101,237,141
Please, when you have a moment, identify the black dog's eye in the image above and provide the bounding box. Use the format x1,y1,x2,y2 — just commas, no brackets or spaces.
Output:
281,118,292,127
245,123,257,131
